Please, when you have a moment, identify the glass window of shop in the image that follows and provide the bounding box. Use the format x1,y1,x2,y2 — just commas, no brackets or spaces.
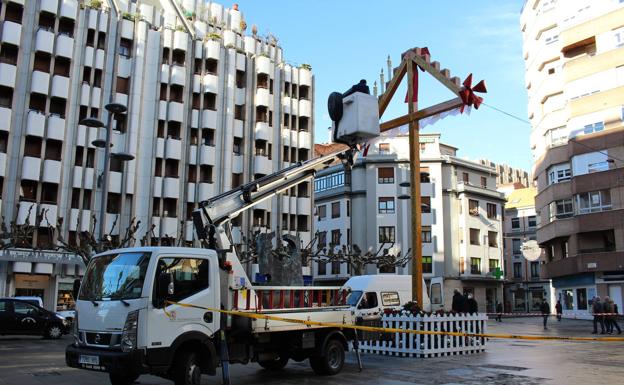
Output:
57,282,76,311
562,289,574,310
577,288,588,310
530,290,544,311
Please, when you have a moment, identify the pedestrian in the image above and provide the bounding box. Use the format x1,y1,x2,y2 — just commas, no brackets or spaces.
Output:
603,296,613,334
555,300,563,321
465,293,478,314
496,302,503,322
452,289,465,313
611,301,622,335
592,296,605,334
540,299,550,330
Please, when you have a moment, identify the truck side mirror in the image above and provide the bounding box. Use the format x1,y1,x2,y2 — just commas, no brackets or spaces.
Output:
72,279,81,301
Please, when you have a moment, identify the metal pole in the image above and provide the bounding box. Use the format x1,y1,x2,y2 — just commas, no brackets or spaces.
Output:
98,112,114,239
407,58,423,307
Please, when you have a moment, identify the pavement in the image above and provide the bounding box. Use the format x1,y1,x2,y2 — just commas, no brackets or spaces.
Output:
1,317,623,385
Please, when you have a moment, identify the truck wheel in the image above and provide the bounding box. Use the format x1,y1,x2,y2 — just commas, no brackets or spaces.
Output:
258,354,289,370
109,373,139,385
45,325,63,339
173,350,202,385
309,339,344,375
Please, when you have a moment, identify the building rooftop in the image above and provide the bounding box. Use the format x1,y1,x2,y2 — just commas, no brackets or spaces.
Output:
505,187,537,210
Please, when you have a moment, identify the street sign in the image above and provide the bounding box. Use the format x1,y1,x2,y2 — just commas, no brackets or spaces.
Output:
522,240,541,261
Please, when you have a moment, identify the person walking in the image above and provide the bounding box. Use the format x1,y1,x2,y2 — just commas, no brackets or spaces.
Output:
592,296,605,334
540,299,550,330
452,289,465,313
611,300,622,335
555,300,563,321
496,302,503,322
603,296,614,334
465,293,478,314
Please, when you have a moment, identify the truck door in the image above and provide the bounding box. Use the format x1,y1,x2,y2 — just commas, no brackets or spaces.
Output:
0,300,16,332
358,292,381,321
147,254,218,355
429,277,444,311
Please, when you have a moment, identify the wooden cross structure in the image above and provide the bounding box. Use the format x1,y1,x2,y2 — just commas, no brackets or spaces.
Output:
376,47,486,306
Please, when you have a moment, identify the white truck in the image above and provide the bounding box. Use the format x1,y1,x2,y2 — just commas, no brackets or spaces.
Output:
66,91,380,385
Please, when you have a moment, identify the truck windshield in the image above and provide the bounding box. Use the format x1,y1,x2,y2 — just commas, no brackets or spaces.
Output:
346,290,363,307
79,252,151,301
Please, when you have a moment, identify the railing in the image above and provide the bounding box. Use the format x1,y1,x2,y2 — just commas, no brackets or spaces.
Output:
359,313,487,358
232,286,346,311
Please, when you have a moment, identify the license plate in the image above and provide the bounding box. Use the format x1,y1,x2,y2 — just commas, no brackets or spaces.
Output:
79,355,100,365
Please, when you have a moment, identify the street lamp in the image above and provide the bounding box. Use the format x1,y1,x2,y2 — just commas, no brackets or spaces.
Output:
79,102,133,240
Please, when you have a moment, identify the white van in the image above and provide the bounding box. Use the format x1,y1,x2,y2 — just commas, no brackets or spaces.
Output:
342,275,445,320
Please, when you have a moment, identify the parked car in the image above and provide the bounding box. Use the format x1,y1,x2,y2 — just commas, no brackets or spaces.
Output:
0,298,70,339
12,296,44,307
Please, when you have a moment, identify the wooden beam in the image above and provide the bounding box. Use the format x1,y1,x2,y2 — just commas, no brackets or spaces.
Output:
379,97,463,132
377,58,407,118
411,54,461,96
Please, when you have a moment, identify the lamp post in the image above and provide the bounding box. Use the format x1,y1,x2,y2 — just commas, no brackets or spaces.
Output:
79,102,133,240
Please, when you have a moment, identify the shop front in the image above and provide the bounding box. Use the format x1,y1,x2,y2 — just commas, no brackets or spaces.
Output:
552,273,595,320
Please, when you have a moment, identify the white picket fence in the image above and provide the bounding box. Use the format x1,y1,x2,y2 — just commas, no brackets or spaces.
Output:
358,313,488,358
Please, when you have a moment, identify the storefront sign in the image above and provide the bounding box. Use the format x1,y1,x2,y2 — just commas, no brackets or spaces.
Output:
1,248,84,266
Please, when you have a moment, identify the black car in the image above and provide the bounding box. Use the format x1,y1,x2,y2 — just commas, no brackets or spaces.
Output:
0,298,69,339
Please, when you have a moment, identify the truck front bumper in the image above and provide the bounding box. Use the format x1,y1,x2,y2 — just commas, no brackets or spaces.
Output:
66,344,146,375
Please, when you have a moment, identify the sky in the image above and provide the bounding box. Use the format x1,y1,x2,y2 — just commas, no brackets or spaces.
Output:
233,0,531,170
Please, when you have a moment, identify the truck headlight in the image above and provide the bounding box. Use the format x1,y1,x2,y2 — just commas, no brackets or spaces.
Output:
121,310,139,352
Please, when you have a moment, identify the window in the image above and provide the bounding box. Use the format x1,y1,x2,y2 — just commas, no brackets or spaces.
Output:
331,202,340,218
422,226,432,243
378,143,390,155
480,176,487,188
542,27,559,45
528,216,537,228
547,163,571,184
119,38,132,58
317,205,326,220
549,199,574,221
488,231,498,248
317,259,326,275
331,260,341,275
422,256,432,274
530,262,539,278
154,257,209,304
14,301,39,316
421,196,431,213
469,199,479,216
615,27,624,48
562,289,574,310
462,172,469,183
487,203,497,219
544,126,568,147
381,292,401,306
572,152,610,176
347,200,350,217
378,197,395,214
234,104,245,120
378,167,394,184
331,229,341,246
512,239,522,255
378,226,395,243
582,122,604,135
488,259,499,273
576,190,611,214
317,231,327,248
513,262,522,278
470,258,481,274
469,228,480,245
577,288,588,310
511,218,520,229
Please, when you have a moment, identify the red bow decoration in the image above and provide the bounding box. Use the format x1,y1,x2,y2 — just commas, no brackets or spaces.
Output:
459,73,487,113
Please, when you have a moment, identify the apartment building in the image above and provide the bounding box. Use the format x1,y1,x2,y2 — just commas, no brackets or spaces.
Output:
313,133,505,313
521,0,624,317
502,187,554,313
478,159,531,188
0,0,314,310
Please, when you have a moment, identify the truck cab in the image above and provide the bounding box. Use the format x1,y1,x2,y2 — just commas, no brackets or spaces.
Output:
66,247,221,385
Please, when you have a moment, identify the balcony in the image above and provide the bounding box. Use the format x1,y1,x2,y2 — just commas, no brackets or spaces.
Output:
298,131,311,149
205,39,220,60
299,68,312,86
160,217,178,237
198,182,214,199
153,176,162,197
202,109,217,128
41,0,58,14
31,71,50,95
55,34,74,58
40,203,58,221
120,19,134,40
95,48,105,69
0,152,6,177
46,114,65,140
255,121,270,141
256,55,271,75
542,251,624,278
163,177,179,199
297,197,311,215
222,30,235,48
199,144,216,165
254,155,272,175
105,213,120,235
161,64,170,82
233,119,243,138
165,137,182,160
26,111,46,137
1,21,21,46
17,201,37,225
35,28,55,54
42,159,61,183
255,88,270,107
118,57,131,78
51,75,70,99
72,166,94,189
244,36,256,55
203,74,218,93
170,65,186,86
108,171,122,194
0,107,11,130
299,99,312,117
232,155,243,174
191,109,199,128
60,0,78,19
187,183,196,202
0,63,17,88
158,100,167,120
173,30,188,51
282,96,292,114
168,101,184,122
69,209,92,231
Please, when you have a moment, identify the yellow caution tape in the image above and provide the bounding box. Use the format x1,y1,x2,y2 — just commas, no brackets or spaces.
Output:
163,301,624,342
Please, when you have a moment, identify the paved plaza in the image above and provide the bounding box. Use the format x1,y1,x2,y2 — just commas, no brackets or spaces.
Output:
1,317,623,385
